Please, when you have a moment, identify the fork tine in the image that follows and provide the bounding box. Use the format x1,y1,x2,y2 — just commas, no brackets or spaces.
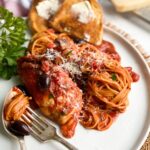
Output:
27,107,52,127
25,110,46,130
27,107,50,127
21,113,31,124
28,126,45,143
21,107,78,149
21,114,43,133
21,114,46,143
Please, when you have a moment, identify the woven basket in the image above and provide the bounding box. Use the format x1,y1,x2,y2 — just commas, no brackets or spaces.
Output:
141,133,150,150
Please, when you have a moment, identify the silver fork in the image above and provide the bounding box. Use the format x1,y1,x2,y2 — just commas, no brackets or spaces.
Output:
21,107,78,150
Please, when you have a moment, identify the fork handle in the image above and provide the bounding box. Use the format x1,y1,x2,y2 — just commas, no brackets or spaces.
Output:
18,138,26,150
54,134,78,150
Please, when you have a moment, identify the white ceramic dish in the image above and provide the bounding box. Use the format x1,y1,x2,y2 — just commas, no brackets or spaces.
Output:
0,24,150,150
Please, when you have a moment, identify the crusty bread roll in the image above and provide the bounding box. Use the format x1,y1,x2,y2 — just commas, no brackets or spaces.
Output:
28,0,103,45
111,0,150,12
50,0,103,45
28,0,49,33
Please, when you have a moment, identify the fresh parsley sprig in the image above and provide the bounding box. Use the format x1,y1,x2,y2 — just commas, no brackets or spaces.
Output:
0,6,27,79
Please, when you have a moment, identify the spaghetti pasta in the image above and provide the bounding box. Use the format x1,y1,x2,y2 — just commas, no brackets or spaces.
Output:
29,29,57,55
27,29,139,132
88,60,132,113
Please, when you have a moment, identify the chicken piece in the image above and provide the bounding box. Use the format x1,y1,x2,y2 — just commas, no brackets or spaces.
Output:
50,0,103,45
17,55,83,138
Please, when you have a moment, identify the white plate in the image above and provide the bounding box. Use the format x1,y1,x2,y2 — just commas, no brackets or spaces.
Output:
0,25,150,150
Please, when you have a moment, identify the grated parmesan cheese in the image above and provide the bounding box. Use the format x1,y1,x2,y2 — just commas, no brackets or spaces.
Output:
60,62,81,76
41,47,108,78
45,48,64,61
42,48,82,76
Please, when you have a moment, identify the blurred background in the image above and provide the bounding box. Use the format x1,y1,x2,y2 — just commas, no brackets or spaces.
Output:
100,0,150,56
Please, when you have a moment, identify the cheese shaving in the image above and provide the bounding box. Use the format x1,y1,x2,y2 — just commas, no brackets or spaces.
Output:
42,48,82,76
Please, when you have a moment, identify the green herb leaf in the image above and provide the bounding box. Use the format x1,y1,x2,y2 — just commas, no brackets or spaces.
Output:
65,50,72,57
0,64,17,80
49,93,54,99
111,73,117,81
0,6,27,79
